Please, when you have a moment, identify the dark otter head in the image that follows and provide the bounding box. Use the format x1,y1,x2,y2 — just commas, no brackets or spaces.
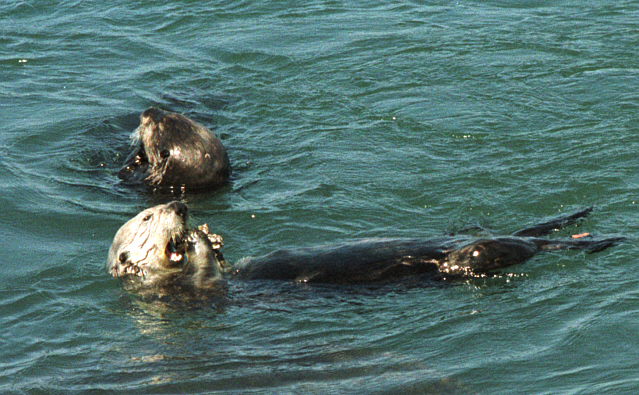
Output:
107,201,224,290
441,237,539,276
117,108,231,190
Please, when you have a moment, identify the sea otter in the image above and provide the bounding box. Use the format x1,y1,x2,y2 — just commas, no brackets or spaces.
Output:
107,202,624,292
117,108,231,190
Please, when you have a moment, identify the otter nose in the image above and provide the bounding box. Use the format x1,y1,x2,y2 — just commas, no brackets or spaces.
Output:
166,201,188,218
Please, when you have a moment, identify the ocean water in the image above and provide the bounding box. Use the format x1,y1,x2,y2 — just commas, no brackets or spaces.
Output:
1,0,639,393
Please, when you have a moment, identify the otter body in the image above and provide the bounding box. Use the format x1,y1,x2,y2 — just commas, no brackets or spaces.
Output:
230,236,539,283
107,203,623,292
118,108,231,190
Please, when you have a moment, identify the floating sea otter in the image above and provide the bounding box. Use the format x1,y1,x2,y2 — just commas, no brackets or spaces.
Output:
107,202,623,292
118,108,231,190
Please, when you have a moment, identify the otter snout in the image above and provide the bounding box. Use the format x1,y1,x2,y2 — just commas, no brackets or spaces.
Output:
166,201,188,220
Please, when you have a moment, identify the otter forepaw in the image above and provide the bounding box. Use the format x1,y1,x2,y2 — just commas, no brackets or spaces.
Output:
197,224,224,250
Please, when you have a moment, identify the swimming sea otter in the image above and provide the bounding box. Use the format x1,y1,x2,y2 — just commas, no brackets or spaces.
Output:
107,202,623,291
117,108,231,190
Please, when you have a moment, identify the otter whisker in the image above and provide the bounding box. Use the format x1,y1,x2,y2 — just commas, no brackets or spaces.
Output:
129,126,142,145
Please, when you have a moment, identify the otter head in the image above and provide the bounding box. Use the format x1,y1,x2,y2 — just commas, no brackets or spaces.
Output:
441,237,539,276
107,201,225,290
117,108,231,190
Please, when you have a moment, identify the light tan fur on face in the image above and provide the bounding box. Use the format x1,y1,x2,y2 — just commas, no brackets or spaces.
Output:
108,203,187,284
107,202,225,292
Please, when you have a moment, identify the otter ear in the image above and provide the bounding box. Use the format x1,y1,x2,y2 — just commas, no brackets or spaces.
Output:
119,251,130,264
109,251,131,278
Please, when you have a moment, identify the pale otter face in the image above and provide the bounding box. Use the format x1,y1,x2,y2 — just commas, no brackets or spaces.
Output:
108,201,194,287
117,108,231,190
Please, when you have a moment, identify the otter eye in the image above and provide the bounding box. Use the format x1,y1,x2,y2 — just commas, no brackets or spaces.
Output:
119,252,129,263
142,214,152,221
160,149,170,158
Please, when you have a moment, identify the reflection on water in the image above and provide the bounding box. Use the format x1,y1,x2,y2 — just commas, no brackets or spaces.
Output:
110,280,481,394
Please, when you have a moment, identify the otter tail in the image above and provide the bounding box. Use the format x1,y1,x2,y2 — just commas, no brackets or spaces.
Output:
511,207,593,237
533,235,625,254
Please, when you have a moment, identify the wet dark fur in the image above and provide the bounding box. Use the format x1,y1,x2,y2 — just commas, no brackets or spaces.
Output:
118,108,231,190
108,203,624,292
